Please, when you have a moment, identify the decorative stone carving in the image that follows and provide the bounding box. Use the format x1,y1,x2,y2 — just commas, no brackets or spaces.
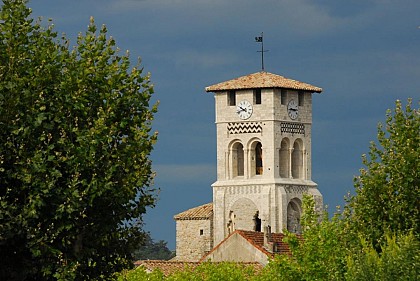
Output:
284,185,309,194
281,122,305,135
228,122,263,134
226,185,262,195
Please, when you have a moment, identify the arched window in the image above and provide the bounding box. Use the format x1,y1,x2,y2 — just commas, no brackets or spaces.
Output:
279,138,289,178
232,142,244,177
292,140,303,179
255,142,263,175
287,198,302,233
249,140,263,176
230,198,259,231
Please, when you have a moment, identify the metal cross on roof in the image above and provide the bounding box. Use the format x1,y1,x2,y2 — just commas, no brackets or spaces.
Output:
255,32,269,71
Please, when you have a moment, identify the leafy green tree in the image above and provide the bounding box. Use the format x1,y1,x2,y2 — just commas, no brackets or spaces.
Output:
258,195,348,281
133,232,175,261
0,0,157,279
261,100,420,281
345,233,420,281
118,266,164,281
187,261,257,281
256,254,301,281
348,99,419,248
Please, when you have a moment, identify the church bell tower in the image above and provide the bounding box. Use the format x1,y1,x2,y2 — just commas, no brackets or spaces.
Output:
205,71,323,245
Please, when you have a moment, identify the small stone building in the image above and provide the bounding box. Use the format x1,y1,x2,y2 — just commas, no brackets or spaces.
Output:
173,203,213,261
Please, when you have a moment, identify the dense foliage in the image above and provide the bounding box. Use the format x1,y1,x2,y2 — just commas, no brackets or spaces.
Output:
0,0,157,279
345,233,419,281
133,232,175,261
348,98,419,248
266,195,349,280
118,233,419,281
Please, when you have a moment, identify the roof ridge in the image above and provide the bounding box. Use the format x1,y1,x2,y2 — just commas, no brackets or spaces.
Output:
174,202,213,220
235,230,273,257
205,71,322,93
199,229,240,262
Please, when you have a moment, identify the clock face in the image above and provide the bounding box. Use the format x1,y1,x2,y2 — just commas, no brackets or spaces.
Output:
287,99,299,120
236,100,253,120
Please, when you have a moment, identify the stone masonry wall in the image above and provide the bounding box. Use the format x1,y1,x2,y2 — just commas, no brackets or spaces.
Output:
175,218,213,262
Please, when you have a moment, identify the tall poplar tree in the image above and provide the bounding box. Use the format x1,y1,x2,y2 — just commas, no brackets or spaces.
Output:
348,99,419,248
0,1,158,279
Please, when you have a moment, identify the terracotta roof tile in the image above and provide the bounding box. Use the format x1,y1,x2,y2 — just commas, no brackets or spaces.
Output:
205,71,322,93
174,203,213,220
236,230,296,257
134,260,199,276
201,230,298,262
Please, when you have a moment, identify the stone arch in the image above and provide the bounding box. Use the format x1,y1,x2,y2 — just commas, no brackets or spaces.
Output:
291,139,304,179
287,198,302,233
229,198,259,231
279,138,290,178
230,140,244,177
248,139,263,176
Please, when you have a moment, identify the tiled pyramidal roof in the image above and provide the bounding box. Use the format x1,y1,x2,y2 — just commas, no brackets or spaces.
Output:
173,203,213,220
205,71,322,93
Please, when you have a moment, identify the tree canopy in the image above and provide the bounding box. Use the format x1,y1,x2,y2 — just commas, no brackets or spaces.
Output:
348,99,419,247
0,0,157,279
133,232,175,261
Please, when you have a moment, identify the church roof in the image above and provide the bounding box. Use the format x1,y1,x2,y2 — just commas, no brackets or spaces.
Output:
201,229,297,264
174,203,213,220
205,71,322,93
236,230,294,256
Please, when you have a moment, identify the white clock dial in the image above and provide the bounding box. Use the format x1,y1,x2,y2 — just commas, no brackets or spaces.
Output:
287,99,299,120
236,100,253,120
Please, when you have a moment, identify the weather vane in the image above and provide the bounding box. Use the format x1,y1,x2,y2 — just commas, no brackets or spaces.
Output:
255,32,269,71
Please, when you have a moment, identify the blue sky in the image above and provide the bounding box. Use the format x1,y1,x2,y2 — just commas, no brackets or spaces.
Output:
28,0,420,250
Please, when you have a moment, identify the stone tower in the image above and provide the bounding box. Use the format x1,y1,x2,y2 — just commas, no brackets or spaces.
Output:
205,71,323,246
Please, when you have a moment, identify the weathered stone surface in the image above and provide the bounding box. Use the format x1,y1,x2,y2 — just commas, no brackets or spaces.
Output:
174,204,213,262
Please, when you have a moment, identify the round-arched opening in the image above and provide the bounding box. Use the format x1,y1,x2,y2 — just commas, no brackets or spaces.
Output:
287,198,302,233
231,142,244,177
291,139,303,179
255,142,263,175
229,198,259,232
249,140,263,176
279,138,290,178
